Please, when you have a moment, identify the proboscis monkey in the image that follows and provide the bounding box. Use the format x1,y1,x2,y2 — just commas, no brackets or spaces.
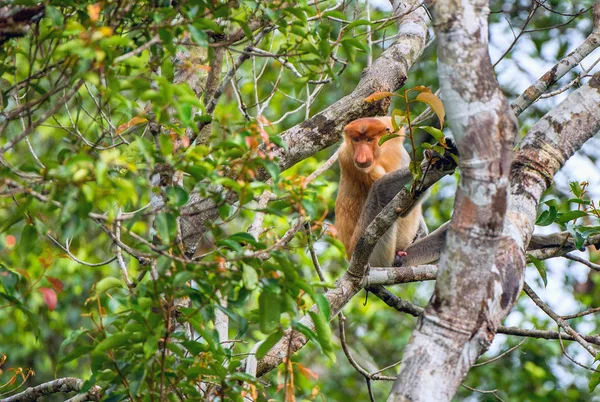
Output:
335,116,428,267
336,118,573,267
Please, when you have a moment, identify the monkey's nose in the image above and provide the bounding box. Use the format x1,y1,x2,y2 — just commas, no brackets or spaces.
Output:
355,161,372,169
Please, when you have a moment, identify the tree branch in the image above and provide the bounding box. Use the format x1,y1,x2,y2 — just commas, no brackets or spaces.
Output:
3,378,101,402
250,145,455,378
511,0,600,116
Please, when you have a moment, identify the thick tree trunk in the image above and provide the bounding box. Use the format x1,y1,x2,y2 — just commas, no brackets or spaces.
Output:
388,9,600,395
388,0,518,399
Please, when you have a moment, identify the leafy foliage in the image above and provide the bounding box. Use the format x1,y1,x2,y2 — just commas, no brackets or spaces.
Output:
1,0,600,401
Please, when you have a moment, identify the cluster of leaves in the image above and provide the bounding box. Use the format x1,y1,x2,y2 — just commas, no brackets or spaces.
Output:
530,181,600,287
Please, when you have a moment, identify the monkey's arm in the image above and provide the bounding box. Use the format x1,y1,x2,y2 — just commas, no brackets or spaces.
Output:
354,168,414,238
394,221,449,267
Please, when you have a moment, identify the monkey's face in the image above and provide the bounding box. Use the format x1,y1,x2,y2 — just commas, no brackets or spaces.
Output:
343,118,390,171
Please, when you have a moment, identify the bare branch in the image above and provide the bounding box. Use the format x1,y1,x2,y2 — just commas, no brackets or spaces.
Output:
372,288,600,346
562,306,600,320
563,252,600,271
3,378,101,402
523,282,596,356
511,0,600,116
363,265,437,286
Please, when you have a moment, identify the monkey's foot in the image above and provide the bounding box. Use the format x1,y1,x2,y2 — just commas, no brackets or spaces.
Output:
393,251,407,267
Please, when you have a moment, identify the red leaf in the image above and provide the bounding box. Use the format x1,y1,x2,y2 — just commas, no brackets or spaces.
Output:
46,276,64,293
39,287,57,311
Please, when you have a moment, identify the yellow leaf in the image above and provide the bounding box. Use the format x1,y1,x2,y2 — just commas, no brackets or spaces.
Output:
408,85,431,93
415,92,445,127
364,91,396,103
296,363,319,380
116,116,148,136
98,27,112,37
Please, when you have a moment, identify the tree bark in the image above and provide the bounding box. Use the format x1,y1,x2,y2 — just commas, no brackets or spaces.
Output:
389,0,518,399
389,60,600,402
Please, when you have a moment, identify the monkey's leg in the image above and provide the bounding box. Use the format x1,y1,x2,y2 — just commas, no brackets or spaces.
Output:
369,224,398,267
393,221,449,267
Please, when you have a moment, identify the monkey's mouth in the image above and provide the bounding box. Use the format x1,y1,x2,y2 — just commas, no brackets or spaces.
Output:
354,162,373,170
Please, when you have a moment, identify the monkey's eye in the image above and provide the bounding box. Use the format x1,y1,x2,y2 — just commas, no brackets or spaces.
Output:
367,138,374,142
352,138,360,142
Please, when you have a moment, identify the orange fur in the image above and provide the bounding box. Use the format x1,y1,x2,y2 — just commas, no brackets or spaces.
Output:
335,117,422,264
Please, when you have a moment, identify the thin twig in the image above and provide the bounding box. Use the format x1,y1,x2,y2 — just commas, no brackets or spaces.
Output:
563,253,600,271
114,34,161,63
523,282,597,356
472,339,526,367
46,234,117,267
115,212,134,288
562,306,600,320
0,79,85,154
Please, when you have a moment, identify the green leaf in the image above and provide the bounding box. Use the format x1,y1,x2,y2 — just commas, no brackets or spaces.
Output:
46,5,64,27
181,340,208,355
528,255,547,287
95,333,131,352
570,181,583,197
292,321,320,347
228,232,259,246
418,126,445,143
258,290,281,334
243,265,259,290
314,293,331,320
568,198,591,205
321,10,347,20
217,239,242,252
566,223,586,249
166,186,189,206
59,345,94,366
378,134,400,146
345,19,371,30
95,277,125,295
155,213,176,244
391,109,405,132
536,206,557,226
309,311,335,361
18,224,38,259
194,18,222,33
256,330,283,359
556,210,587,225
0,292,39,338
589,371,600,392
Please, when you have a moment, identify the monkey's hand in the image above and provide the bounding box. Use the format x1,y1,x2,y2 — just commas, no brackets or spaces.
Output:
392,250,407,267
